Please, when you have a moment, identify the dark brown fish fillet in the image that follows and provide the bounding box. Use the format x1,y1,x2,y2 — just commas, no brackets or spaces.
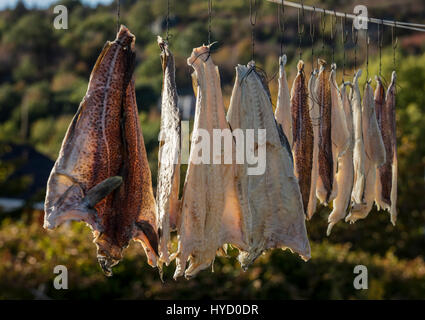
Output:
316,59,333,203
44,26,159,276
376,71,398,224
290,60,313,213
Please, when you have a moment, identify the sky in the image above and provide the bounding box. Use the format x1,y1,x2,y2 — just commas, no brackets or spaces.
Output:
0,0,114,10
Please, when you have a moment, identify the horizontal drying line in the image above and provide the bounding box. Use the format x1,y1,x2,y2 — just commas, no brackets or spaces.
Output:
266,0,425,32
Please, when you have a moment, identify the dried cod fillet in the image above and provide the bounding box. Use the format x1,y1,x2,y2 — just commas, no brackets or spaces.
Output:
44,26,159,276
375,71,398,225
156,36,181,266
327,82,354,235
172,45,247,279
307,69,319,219
346,79,386,223
315,59,333,204
350,70,366,207
290,60,313,215
275,54,293,147
227,61,310,270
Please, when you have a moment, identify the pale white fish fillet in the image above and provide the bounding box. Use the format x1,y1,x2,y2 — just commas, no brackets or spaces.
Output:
329,64,350,203
227,61,310,270
156,37,181,266
172,45,248,279
307,69,319,220
346,80,386,223
275,54,293,147
327,82,354,235
350,70,366,206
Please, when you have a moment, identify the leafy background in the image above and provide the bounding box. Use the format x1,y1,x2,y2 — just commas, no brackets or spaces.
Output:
0,0,424,299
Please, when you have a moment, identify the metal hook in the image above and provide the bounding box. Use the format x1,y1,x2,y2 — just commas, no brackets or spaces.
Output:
298,3,305,35
277,0,285,55
310,6,315,41
331,9,337,40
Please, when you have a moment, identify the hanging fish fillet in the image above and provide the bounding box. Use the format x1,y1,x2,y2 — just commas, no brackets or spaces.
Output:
227,61,310,270
315,60,337,204
307,69,319,219
327,82,354,235
44,26,159,276
172,45,247,279
275,54,293,147
346,79,386,223
156,36,181,266
350,70,366,207
375,71,398,225
290,60,313,215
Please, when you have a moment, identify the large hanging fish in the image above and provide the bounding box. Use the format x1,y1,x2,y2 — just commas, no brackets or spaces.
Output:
275,54,293,147
327,82,354,235
172,45,247,279
156,36,181,266
307,69,319,219
227,61,310,270
44,26,159,276
290,60,313,215
350,70,366,207
375,71,398,225
315,60,349,205
346,78,386,223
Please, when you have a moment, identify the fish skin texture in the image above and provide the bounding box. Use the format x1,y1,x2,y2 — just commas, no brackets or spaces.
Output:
375,71,398,225
156,36,181,266
290,60,313,215
227,61,310,270
172,45,247,279
44,26,159,276
350,70,366,207
346,80,386,223
327,82,354,235
307,69,319,219
275,54,293,147
315,59,334,204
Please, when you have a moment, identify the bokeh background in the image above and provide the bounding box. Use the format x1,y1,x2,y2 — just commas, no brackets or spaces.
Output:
0,0,424,299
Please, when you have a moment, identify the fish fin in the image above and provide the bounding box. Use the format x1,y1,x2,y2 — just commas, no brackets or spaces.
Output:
83,176,123,208
134,220,159,266
44,176,121,231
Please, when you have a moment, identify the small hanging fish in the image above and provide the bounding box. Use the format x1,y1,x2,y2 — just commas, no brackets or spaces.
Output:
350,70,366,208
315,59,333,205
346,78,386,223
290,60,313,215
327,82,354,235
44,26,159,276
375,71,398,225
307,69,319,219
156,36,181,266
275,54,293,148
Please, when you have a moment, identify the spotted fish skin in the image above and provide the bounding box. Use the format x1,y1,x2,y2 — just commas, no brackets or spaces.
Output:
275,54,293,147
307,70,319,219
156,36,181,266
376,71,398,225
290,60,313,215
44,26,159,276
315,59,333,204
